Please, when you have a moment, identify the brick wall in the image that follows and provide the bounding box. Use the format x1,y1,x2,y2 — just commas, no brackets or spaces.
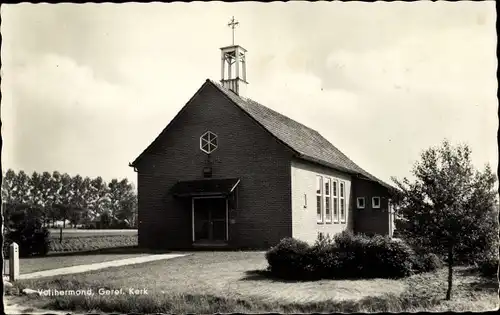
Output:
352,178,391,235
135,82,293,249
290,159,354,244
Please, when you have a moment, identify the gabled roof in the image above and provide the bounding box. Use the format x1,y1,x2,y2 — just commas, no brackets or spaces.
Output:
131,79,394,190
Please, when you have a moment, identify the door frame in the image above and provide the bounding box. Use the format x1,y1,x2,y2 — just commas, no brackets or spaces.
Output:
191,196,229,242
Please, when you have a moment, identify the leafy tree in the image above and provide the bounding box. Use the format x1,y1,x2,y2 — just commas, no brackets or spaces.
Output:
13,170,32,206
2,169,32,226
69,207,85,228
29,171,43,209
87,176,110,220
105,178,137,227
108,178,137,227
70,176,93,226
2,169,17,221
29,171,53,227
99,210,112,229
392,140,498,300
49,171,63,227
68,175,90,227
36,171,54,227
107,179,121,220
57,173,73,228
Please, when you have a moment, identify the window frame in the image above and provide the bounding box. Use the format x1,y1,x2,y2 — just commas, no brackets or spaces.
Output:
200,131,218,154
340,181,346,223
332,179,339,223
372,196,381,209
316,176,323,223
324,178,332,223
356,197,365,209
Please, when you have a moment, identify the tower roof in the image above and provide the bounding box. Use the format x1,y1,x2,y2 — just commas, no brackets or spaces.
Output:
220,45,247,52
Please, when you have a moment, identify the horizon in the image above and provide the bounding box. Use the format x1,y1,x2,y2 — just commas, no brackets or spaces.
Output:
1,2,497,188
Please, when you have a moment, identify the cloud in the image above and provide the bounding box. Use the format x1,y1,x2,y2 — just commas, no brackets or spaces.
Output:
2,52,144,179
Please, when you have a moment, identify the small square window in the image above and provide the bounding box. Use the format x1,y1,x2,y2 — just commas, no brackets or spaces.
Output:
356,197,365,209
372,197,381,209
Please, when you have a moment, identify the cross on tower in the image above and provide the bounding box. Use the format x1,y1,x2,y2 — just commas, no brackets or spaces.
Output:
228,16,239,45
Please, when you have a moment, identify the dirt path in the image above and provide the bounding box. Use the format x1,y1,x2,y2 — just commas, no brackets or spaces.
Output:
18,253,188,280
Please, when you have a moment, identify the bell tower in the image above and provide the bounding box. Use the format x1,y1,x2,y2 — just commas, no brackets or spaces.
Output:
220,16,248,97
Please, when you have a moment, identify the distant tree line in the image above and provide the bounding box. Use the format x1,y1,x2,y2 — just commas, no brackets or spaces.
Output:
2,169,138,229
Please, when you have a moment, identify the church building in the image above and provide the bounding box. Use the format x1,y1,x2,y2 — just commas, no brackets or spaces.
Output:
130,20,396,249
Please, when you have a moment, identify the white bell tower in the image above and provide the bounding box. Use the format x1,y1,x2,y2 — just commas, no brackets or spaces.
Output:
220,17,248,97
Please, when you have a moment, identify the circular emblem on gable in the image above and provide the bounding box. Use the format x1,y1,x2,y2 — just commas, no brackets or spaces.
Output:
200,131,218,154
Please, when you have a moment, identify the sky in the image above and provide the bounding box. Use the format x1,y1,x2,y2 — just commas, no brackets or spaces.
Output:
1,1,498,188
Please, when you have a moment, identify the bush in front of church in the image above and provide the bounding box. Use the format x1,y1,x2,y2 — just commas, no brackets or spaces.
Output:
329,231,415,279
265,237,319,280
265,232,418,280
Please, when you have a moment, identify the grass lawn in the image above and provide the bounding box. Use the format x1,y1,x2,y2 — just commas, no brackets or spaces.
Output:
8,251,498,313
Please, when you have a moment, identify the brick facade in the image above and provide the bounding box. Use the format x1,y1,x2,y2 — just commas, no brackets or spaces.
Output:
352,177,391,236
134,83,293,249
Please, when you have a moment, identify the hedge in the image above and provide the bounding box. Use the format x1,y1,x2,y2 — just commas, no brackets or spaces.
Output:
266,231,441,280
3,227,51,258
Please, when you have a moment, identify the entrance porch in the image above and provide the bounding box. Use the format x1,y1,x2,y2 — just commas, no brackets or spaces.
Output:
170,178,240,248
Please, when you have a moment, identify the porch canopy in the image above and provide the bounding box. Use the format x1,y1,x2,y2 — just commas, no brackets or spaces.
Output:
171,178,240,198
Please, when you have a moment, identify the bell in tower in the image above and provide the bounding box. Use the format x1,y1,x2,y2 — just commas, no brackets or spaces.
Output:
220,17,248,97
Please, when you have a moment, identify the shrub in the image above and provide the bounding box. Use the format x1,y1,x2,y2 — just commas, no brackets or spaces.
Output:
411,252,443,273
3,208,51,257
266,232,416,280
331,231,415,279
477,254,499,278
313,232,335,250
360,234,415,278
309,233,343,279
5,226,51,257
332,230,359,250
265,238,317,280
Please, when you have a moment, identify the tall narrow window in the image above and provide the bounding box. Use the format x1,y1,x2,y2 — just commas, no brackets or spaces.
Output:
325,178,332,223
332,179,339,223
340,181,346,223
316,176,323,223
372,197,381,209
